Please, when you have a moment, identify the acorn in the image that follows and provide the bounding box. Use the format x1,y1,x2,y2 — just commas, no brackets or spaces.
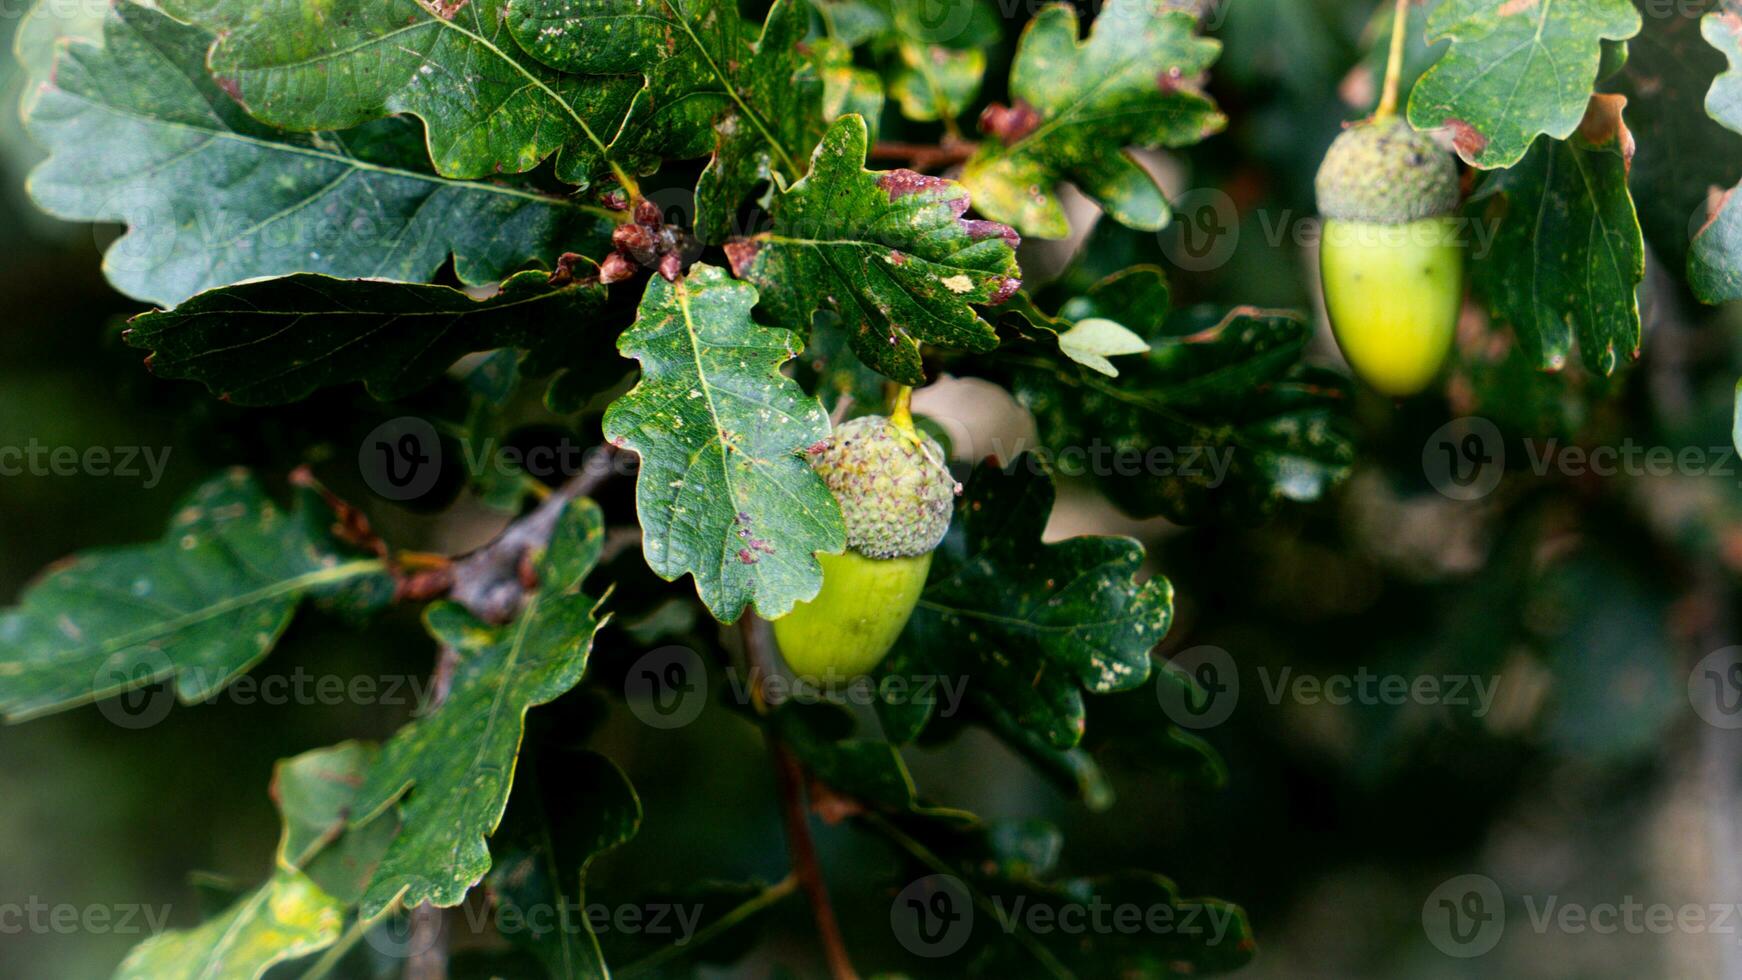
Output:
774,413,959,681
1316,115,1464,397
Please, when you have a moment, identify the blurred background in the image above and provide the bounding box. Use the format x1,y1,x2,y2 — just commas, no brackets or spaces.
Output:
6,1,1742,978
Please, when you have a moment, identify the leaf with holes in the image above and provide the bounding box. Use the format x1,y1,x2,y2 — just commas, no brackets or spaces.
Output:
1407,0,1642,169
126,268,607,406
874,456,1172,750
726,115,1021,386
1472,97,1643,373
963,0,1225,239
353,499,609,917
0,471,391,723
23,3,610,307
603,265,846,621
157,0,640,187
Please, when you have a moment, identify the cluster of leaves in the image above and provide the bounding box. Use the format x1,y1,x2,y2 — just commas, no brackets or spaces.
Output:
14,0,1742,975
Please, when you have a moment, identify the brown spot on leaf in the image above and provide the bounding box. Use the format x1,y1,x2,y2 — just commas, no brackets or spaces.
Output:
990,277,1022,306
418,0,469,19
878,168,952,201
979,100,1041,145
888,249,908,265
1697,185,1736,241
724,239,761,277
737,548,759,564
1443,118,1489,160
1577,93,1634,171
962,219,1021,251
213,76,243,104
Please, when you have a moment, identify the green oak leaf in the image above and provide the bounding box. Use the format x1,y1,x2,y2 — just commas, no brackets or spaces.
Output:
814,37,886,140
602,264,846,622
126,268,608,406
23,3,610,307
997,270,1355,523
485,748,640,980
157,0,639,186
725,115,1022,386
1691,8,1742,302
963,0,1225,239
1407,0,1642,169
892,43,986,123
1612,2,1742,273
1472,99,1643,373
876,813,1256,976
0,471,391,723
875,455,1172,750
506,0,823,239
116,873,342,980
115,742,396,980
354,499,609,917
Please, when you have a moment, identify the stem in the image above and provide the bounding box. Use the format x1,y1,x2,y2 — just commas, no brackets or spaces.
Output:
868,140,977,171
890,385,917,439
1375,0,1410,120
617,876,801,978
739,617,860,980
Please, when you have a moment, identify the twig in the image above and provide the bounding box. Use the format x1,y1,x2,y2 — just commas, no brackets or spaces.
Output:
403,904,447,980
616,875,802,978
869,140,977,171
448,445,621,622
1374,0,1410,120
740,617,860,980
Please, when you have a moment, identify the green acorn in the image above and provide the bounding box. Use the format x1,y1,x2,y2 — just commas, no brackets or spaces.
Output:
1316,115,1464,397
774,411,959,681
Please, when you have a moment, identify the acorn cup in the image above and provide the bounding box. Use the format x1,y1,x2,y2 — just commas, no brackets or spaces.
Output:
1316,115,1464,397
774,413,960,681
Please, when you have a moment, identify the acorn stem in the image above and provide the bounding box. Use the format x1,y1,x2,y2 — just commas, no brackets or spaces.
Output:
1375,0,1409,120
889,385,917,440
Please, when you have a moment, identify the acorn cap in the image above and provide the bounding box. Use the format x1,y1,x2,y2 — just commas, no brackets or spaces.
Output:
1315,116,1460,224
811,415,958,560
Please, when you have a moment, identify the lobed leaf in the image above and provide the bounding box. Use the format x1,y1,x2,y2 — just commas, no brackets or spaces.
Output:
0,471,391,722
115,742,395,979
602,265,846,622
485,748,640,980
1407,0,1642,169
726,115,1022,386
963,0,1225,239
354,499,610,917
158,0,638,187
1473,96,1643,373
877,455,1172,750
126,269,608,406
1691,8,1742,302
506,0,824,239
24,3,610,307
1000,270,1354,523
